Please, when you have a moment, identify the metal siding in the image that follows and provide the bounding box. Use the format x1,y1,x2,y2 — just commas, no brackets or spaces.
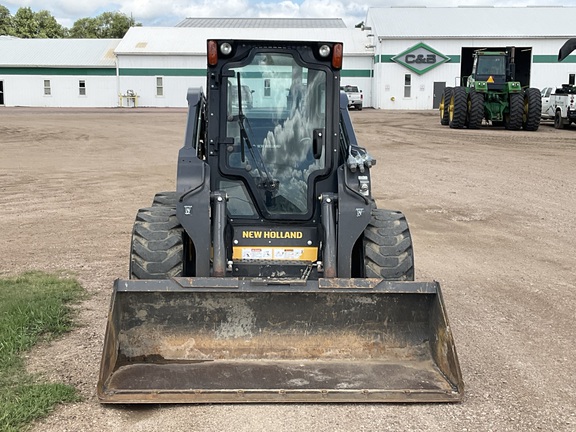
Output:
117,75,204,108
176,18,347,28
373,36,576,109
1,75,117,107
0,39,120,67
116,27,374,56
368,7,576,39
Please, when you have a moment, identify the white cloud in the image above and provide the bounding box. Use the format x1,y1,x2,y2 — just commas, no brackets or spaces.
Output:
256,2,301,18
4,0,576,28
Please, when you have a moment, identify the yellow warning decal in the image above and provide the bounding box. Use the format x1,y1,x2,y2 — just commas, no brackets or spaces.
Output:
233,247,318,261
242,230,303,239
487,76,494,83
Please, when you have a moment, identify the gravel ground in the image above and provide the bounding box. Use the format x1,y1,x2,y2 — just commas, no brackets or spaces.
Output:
1,107,575,431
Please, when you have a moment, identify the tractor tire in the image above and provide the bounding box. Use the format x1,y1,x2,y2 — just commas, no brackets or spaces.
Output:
554,111,566,129
440,87,453,125
363,209,414,281
130,206,184,279
152,191,179,207
449,87,467,129
467,91,485,129
505,93,523,130
522,88,541,131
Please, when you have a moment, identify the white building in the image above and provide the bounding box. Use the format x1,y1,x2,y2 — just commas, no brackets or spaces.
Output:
0,37,120,107
365,6,576,109
1,9,576,109
114,20,374,108
0,19,373,108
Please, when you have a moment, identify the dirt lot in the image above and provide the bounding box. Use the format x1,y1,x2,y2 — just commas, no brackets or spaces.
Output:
1,107,575,431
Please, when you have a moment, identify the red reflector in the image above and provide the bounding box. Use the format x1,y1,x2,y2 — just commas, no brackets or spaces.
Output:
207,40,218,66
332,43,343,69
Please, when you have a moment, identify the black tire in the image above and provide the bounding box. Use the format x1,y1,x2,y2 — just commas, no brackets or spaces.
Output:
440,87,453,125
554,111,566,129
130,206,184,279
522,88,541,131
363,209,414,281
356,103,363,111
152,191,179,207
467,91,485,129
505,92,523,130
449,87,467,129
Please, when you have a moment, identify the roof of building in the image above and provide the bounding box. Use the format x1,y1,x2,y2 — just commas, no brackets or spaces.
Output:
115,26,374,56
367,6,576,39
175,18,347,28
0,38,120,67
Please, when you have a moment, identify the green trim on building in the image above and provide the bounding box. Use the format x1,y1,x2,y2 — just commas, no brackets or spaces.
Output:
119,68,205,77
0,66,374,79
534,55,576,63
376,55,460,63
376,54,576,64
341,70,372,78
378,55,395,63
0,67,115,76
121,68,372,78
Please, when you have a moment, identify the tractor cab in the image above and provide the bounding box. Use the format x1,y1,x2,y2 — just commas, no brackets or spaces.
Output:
468,51,514,91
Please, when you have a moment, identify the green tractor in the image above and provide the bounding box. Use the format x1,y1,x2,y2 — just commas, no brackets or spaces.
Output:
439,47,541,131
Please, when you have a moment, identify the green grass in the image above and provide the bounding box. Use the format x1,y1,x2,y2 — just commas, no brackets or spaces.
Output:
0,272,87,431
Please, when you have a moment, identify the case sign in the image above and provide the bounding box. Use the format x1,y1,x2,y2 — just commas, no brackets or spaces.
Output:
392,43,450,75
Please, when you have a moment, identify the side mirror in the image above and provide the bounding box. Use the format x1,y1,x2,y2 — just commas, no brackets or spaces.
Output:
313,128,324,159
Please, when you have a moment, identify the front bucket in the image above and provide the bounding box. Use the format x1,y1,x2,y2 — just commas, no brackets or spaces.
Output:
98,278,463,403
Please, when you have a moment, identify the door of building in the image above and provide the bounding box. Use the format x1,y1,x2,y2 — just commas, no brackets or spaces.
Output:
433,82,445,109
0,81,4,105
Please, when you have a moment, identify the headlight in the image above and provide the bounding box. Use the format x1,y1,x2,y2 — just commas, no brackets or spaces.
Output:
319,45,331,58
220,42,232,55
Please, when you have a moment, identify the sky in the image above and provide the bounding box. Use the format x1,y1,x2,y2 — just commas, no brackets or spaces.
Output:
2,0,576,29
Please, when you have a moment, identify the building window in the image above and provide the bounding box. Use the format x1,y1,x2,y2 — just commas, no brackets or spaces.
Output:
44,80,51,96
156,77,163,96
264,79,271,97
79,80,86,96
404,74,411,98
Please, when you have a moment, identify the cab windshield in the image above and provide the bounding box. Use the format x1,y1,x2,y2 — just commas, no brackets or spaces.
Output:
476,55,506,76
222,52,327,218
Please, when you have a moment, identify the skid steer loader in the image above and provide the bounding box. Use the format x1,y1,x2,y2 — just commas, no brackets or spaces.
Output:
98,39,463,403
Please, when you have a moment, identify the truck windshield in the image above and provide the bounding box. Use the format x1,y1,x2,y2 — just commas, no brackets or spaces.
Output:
223,52,327,218
476,56,506,76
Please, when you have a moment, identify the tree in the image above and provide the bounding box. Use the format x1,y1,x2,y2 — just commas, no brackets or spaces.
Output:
97,12,140,38
0,5,12,36
36,9,68,37
11,7,66,38
69,17,99,38
70,12,140,39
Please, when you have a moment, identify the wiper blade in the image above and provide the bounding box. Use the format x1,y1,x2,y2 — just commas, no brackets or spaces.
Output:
235,72,277,192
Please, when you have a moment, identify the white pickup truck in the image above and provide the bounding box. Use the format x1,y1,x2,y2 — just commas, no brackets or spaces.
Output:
541,84,576,129
341,85,363,110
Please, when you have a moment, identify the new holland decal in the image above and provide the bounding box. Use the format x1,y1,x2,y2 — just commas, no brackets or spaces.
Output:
242,230,304,239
